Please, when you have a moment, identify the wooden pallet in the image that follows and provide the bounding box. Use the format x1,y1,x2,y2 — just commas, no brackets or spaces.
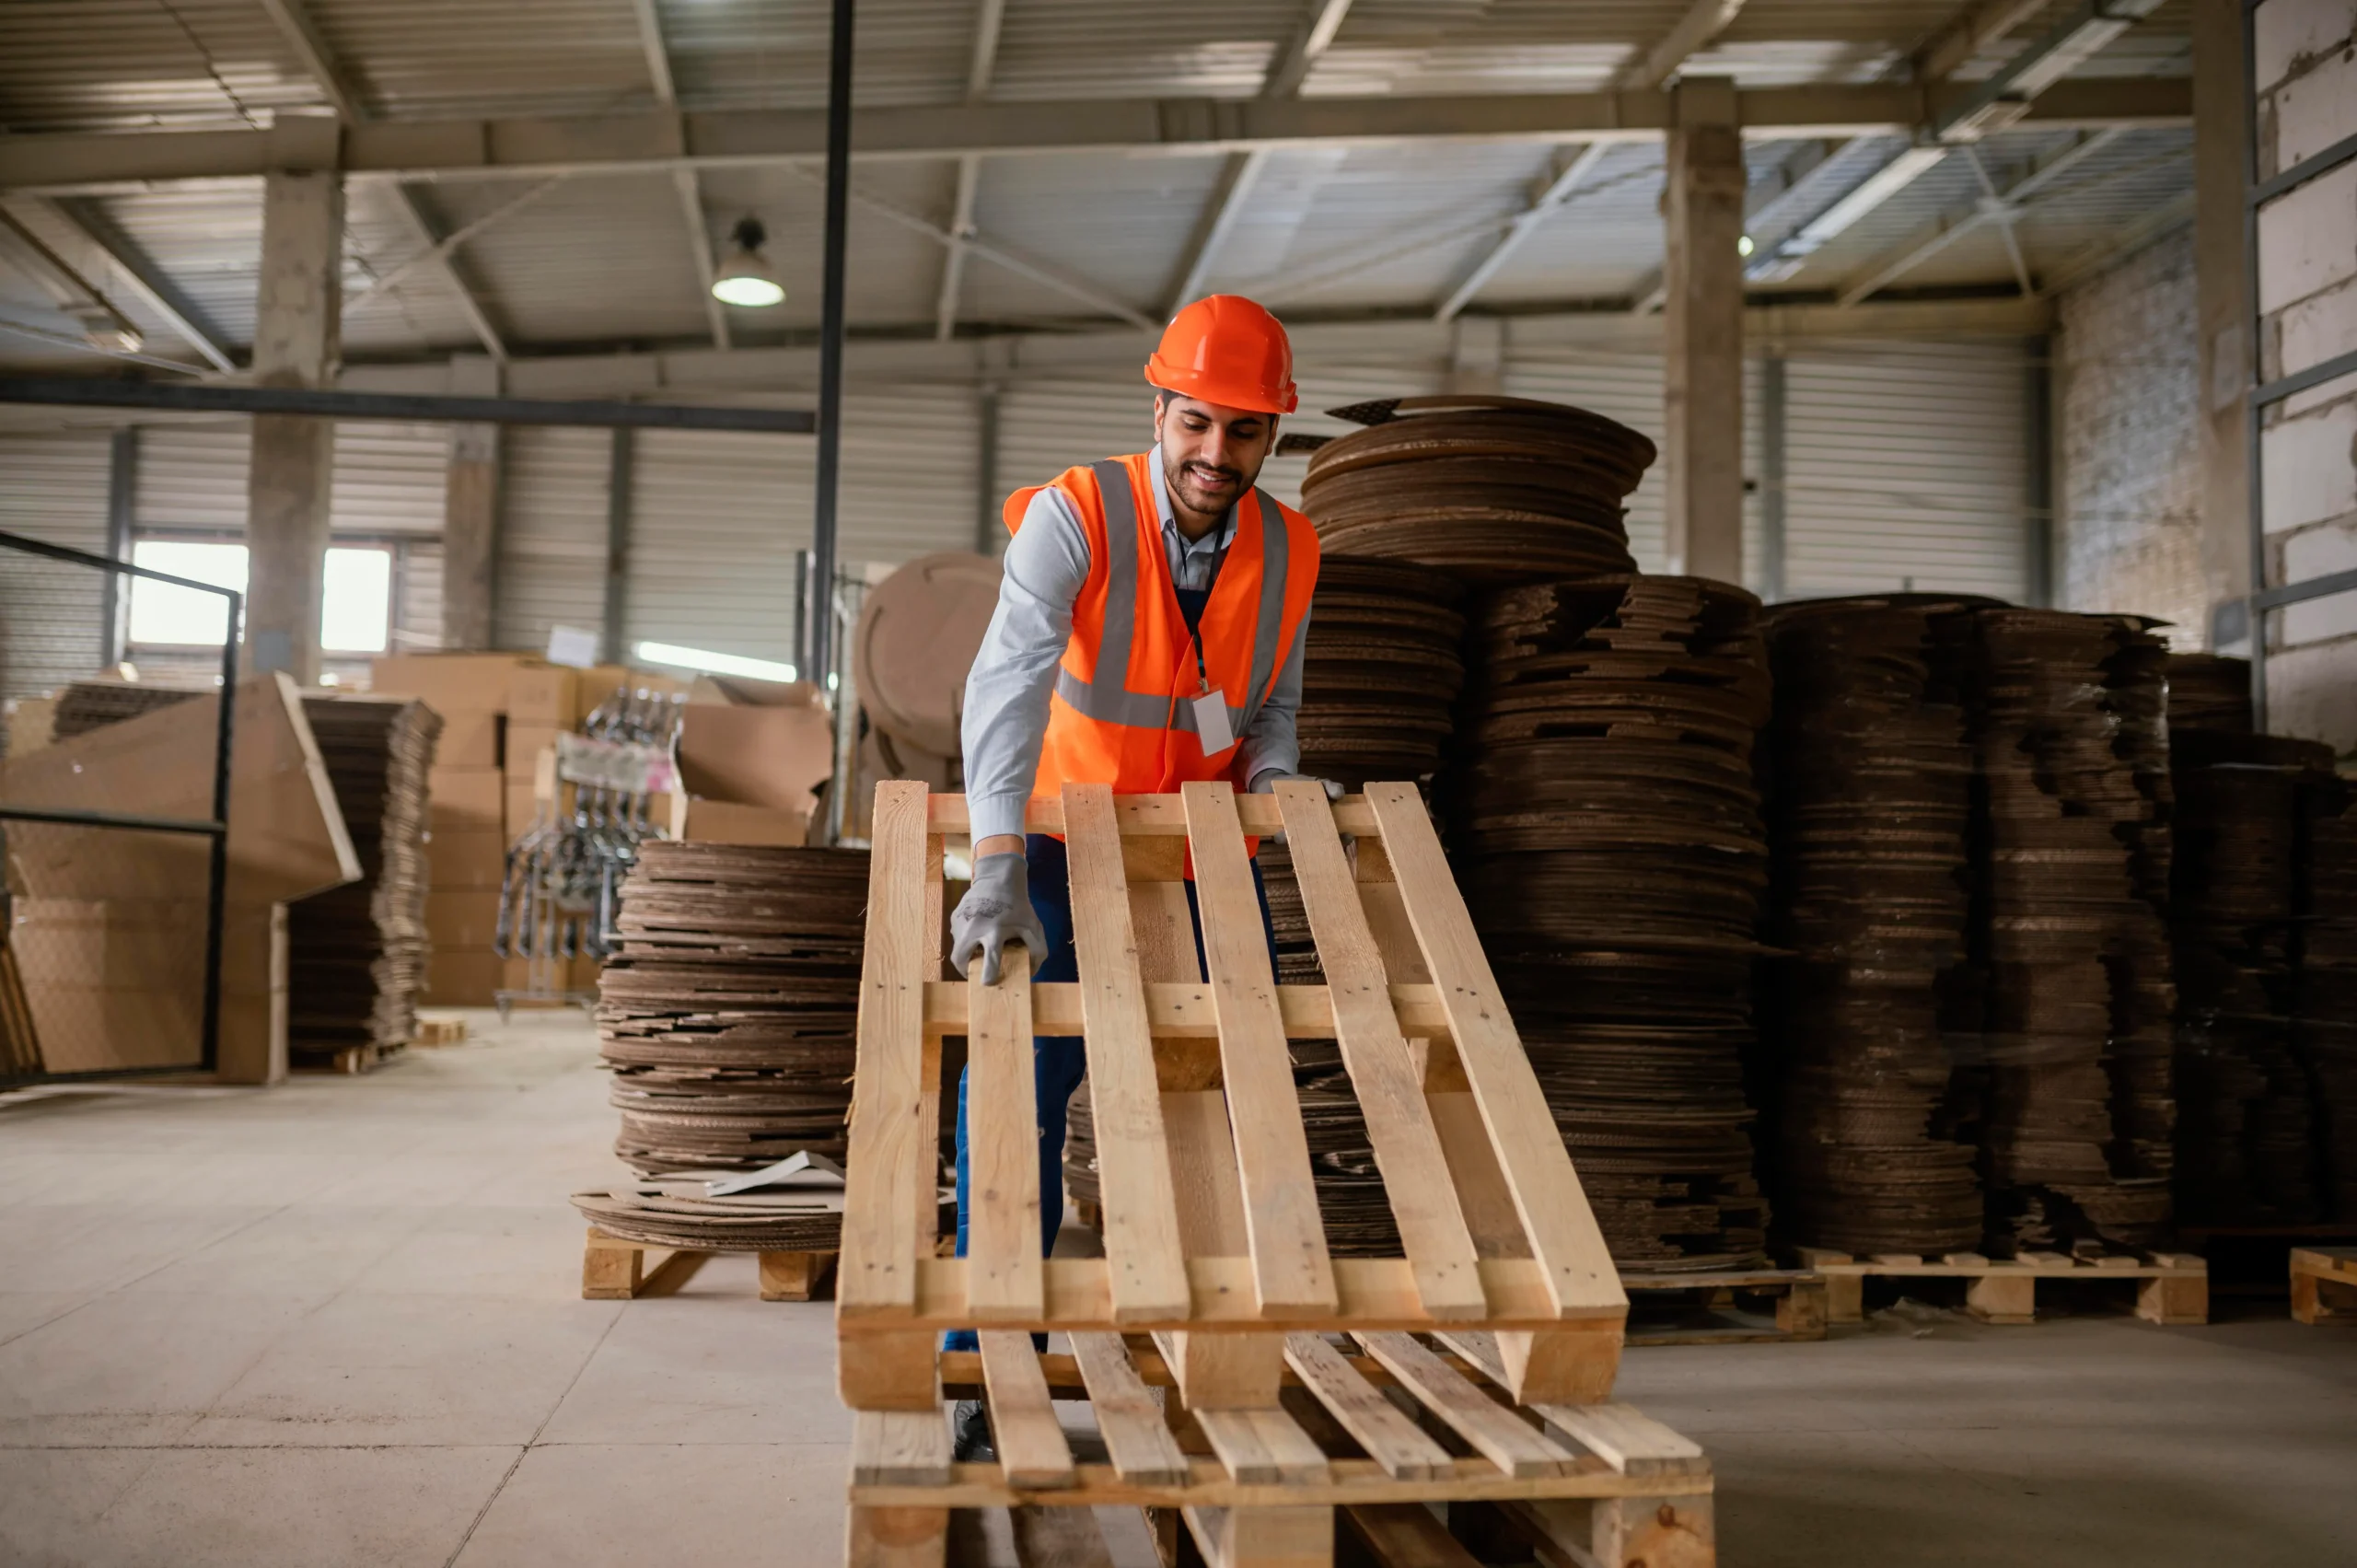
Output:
840,782,1653,1567
1794,1247,2209,1326
292,1040,407,1075
412,1015,469,1047
857,1332,1713,1568
581,1226,839,1302
2291,1247,2357,1325
1621,1268,1827,1345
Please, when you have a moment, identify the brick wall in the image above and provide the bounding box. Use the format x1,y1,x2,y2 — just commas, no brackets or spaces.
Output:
2055,225,2210,646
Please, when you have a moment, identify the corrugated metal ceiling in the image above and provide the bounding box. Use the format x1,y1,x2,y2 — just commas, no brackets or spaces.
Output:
0,0,2199,377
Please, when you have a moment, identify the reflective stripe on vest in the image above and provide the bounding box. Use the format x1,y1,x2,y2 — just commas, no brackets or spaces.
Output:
1049,457,1292,740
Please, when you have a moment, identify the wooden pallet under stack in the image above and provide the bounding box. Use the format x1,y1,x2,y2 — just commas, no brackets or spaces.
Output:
838,781,1713,1568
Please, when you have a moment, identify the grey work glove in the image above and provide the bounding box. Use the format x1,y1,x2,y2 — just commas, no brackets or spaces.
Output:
1248,769,1344,801
949,852,1050,984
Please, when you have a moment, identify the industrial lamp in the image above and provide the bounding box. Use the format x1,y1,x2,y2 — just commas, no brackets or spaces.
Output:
712,216,784,308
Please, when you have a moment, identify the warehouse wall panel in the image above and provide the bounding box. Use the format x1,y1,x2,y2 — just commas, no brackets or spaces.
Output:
1782,341,2031,603
493,425,610,654
331,423,450,537
0,430,113,708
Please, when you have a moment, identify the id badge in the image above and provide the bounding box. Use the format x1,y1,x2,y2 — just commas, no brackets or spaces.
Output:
1191,688,1236,756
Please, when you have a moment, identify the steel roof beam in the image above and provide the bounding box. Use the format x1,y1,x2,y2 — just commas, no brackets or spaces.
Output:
1434,142,1613,322
1620,0,1752,90
627,0,729,350
1162,0,1355,318
1834,125,2141,305
0,81,2189,194
935,0,1008,342
255,0,509,360
2,195,236,371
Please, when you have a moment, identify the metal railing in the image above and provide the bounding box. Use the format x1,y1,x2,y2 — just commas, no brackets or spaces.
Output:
0,528,238,1083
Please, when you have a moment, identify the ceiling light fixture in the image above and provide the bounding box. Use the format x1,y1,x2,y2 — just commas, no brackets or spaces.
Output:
1736,233,1755,258
712,215,785,308
634,639,798,682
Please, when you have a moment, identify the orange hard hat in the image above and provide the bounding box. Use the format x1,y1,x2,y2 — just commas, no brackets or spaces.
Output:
1144,295,1298,414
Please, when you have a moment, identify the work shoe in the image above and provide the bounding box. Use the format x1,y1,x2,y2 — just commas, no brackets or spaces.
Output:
951,1399,993,1462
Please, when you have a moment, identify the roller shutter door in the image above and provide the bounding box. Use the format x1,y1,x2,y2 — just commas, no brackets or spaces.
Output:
1781,342,2031,602
394,540,444,654
495,426,610,654
623,390,978,665
0,431,112,706
1504,347,1767,588
331,423,448,538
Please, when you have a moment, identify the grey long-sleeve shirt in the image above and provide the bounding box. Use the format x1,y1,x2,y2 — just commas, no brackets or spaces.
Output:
960,444,1309,843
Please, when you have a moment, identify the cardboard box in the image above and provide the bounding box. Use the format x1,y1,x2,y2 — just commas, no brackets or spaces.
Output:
500,954,603,997
435,708,504,770
669,796,811,847
426,947,503,1005
424,828,509,889
504,723,563,779
505,780,546,836
676,699,834,816
371,653,536,715
425,889,506,951
428,767,505,833
508,665,579,727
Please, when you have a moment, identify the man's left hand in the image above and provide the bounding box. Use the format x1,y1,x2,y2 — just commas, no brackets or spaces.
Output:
1248,769,1344,801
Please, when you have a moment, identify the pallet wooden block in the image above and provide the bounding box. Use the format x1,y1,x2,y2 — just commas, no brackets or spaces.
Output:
2290,1247,2357,1325
581,1227,839,1302
1794,1248,2209,1326
838,783,1679,1567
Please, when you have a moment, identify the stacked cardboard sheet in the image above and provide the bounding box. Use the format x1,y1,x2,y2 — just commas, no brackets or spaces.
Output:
1757,597,1990,1255
597,842,868,1172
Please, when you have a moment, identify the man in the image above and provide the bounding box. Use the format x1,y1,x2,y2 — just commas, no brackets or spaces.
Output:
944,295,1339,1458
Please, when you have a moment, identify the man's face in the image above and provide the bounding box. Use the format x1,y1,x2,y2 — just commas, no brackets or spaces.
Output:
1154,393,1279,519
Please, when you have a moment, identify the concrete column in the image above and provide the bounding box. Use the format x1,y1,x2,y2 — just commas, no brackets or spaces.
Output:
2190,0,2253,648
243,121,343,683
1661,76,1747,583
440,354,501,650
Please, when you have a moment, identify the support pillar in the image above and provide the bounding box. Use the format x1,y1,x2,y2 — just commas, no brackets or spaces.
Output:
602,426,633,664
1661,76,1747,584
100,425,137,666
441,354,501,651
2190,0,2253,649
243,122,343,684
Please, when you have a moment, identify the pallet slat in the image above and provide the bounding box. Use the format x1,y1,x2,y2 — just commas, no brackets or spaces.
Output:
1360,785,1624,1321
1182,782,1338,1319
1273,780,1485,1322
980,1330,1077,1489
1069,1332,1192,1484
839,782,935,1323
968,965,1045,1320
1062,784,1191,1323
1351,1331,1573,1479
1282,1333,1451,1481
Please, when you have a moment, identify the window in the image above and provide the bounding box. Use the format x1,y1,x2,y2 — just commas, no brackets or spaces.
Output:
128,541,395,654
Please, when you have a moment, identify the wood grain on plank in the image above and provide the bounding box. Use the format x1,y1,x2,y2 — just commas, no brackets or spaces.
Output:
1351,1331,1573,1479
851,1409,952,1485
1271,779,1484,1320
1062,783,1190,1322
1282,1332,1450,1481
1361,784,1624,1318
1068,1331,1191,1485
841,781,935,1318
1181,781,1336,1318
980,1330,1077,1490
1193,1405,1331,1484
967,959,1043,1319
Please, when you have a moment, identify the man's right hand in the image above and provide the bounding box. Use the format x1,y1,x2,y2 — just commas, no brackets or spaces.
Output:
949,852,1051,984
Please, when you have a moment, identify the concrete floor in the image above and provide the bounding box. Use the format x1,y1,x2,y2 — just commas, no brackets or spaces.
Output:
2,1010,2353,1568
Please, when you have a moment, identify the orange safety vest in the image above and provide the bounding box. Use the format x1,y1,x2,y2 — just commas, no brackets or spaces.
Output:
1004,452,1319,804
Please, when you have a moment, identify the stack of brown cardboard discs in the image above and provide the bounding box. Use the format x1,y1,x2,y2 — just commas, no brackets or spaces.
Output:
1975,610,2175,1254
597,842,868,1174
1452,574,1773,1271
1295,555,1467,789
1757,596,1989,1255
1299,396,1647,586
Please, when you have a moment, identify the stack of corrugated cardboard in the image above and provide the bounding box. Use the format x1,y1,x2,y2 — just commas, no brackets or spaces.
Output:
371,656,689,1003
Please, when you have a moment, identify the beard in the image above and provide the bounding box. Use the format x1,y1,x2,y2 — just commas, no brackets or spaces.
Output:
1164,449,1249,516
